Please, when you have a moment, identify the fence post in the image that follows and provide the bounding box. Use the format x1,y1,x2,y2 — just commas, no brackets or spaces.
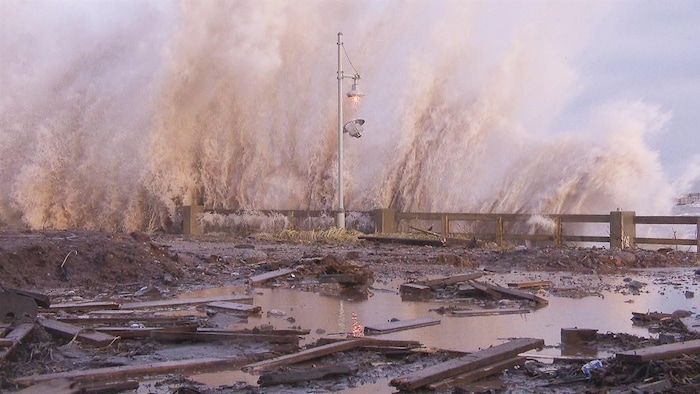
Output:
442,215,450,237
497,216,504,246
372,209,397,234
696,219,700,257
610,211,636,249
183,205,204,235
554,216,562,247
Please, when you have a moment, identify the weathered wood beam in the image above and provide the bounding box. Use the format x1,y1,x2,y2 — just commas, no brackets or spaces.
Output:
0,323,34,363
427,356,525,390
151,330,299,344
94,324,197,339
390,338,544,391
14,356,250,387
37,318,119,347
258,363,358,386
616,338,700,363
243,338,365,372
47,301,120,312
419,272,483,290
448,308,530,317
506,281,553,289
121,294,252,309
248,268,295,285
207,301,261,314
57,315,197,326
358,235,445,247
364,317,440,335
471,280,549,305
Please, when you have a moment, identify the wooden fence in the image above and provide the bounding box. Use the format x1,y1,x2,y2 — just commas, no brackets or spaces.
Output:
183,206,700,250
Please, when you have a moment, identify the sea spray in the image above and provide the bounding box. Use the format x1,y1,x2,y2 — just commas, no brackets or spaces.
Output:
0,1,692,232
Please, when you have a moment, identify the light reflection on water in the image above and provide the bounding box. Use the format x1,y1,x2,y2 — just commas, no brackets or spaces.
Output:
186,268,698,390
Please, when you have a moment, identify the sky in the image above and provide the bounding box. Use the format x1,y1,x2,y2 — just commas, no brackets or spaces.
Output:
551,0,700,190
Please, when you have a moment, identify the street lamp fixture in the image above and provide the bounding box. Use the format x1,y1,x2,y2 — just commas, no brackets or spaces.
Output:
336,32,365,229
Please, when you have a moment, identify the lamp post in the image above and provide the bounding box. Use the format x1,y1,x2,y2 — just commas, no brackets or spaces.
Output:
336,32,364,229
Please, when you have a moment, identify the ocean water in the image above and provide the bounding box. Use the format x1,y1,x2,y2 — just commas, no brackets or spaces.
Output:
1,1,698,232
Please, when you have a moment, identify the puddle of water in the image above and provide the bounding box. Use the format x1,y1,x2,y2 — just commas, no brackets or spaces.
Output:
185,268,698,390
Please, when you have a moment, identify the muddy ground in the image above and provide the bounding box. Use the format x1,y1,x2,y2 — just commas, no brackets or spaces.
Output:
0,229,699,393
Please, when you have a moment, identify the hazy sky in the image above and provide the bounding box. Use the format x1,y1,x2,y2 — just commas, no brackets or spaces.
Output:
553,0,699,189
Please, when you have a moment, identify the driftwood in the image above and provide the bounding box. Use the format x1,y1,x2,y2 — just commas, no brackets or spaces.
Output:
258,363,358,386
470,280,549,305
151,330,300,345
0,323,34,363
244,338,365,372
427,356,525,390
506,281,553,289
364,317,440,335
47,301,120,312
419,272,483,290
37,318,119,347
447,308,530,317
358,235,445,247
616,338,700,363
248,268,295,285
391,338,544,391
121,294,252,309
206,301,261,314
14,356,251,387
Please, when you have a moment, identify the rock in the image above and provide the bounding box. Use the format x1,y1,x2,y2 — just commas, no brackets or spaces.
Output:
672,310,692,318
267,309,286,317
242,250,268,264
134,286,161,298
685,291,695,298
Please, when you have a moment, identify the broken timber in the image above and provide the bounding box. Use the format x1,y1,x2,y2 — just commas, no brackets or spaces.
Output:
37,318,119,347
448,308,530,317
47,301,120,312
390,338,544,391
248,268,295,285
358,235,445,247
364,317,440,335
616,338,700,363
120,294,252,309
151,330,300,344
0,323,34,363
419,272,484,290
94,324,197,339
506,281,553,289
258,363,358,387
207,301,261,314
470,280,549,305
14,356,251,387
57,315,198,326
243,337,420,372
427,356,525,390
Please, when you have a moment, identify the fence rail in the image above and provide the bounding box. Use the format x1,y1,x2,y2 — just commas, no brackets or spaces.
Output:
182,206,700,250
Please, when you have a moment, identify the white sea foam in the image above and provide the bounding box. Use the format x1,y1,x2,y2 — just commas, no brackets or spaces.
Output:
0,1,697,231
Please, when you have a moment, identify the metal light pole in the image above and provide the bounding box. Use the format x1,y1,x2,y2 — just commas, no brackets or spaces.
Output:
336,32,365,229
337,32,345,229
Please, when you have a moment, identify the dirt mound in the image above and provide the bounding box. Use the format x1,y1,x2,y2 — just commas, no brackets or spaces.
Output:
0,230,182,295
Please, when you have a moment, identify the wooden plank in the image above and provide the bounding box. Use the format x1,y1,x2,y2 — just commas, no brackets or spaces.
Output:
448,308,530,317
95,324,197,339
258,363,357,386
243,338,365,372
399,283,432,299
391,338,544,391
364,317,440,335
561,328,598,345
151,330,299,344
248,268,295,285
466,280,502,300
207,301,261,314
37,318,119,347
0,323,34,363
47,301,121,312
121,294,252,309
14,356,249,387
427,357,525,390
0,324,10,337
0,338,13,347
199,327,311,336
419,272,483,290
57,315,196,326
358,235,445,247
4,288,51,308
616,338,700,363
507,281,553,289
635,216,700,225
473,280,549,305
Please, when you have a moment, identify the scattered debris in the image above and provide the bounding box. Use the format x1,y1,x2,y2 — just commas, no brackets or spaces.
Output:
364,317,440,335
